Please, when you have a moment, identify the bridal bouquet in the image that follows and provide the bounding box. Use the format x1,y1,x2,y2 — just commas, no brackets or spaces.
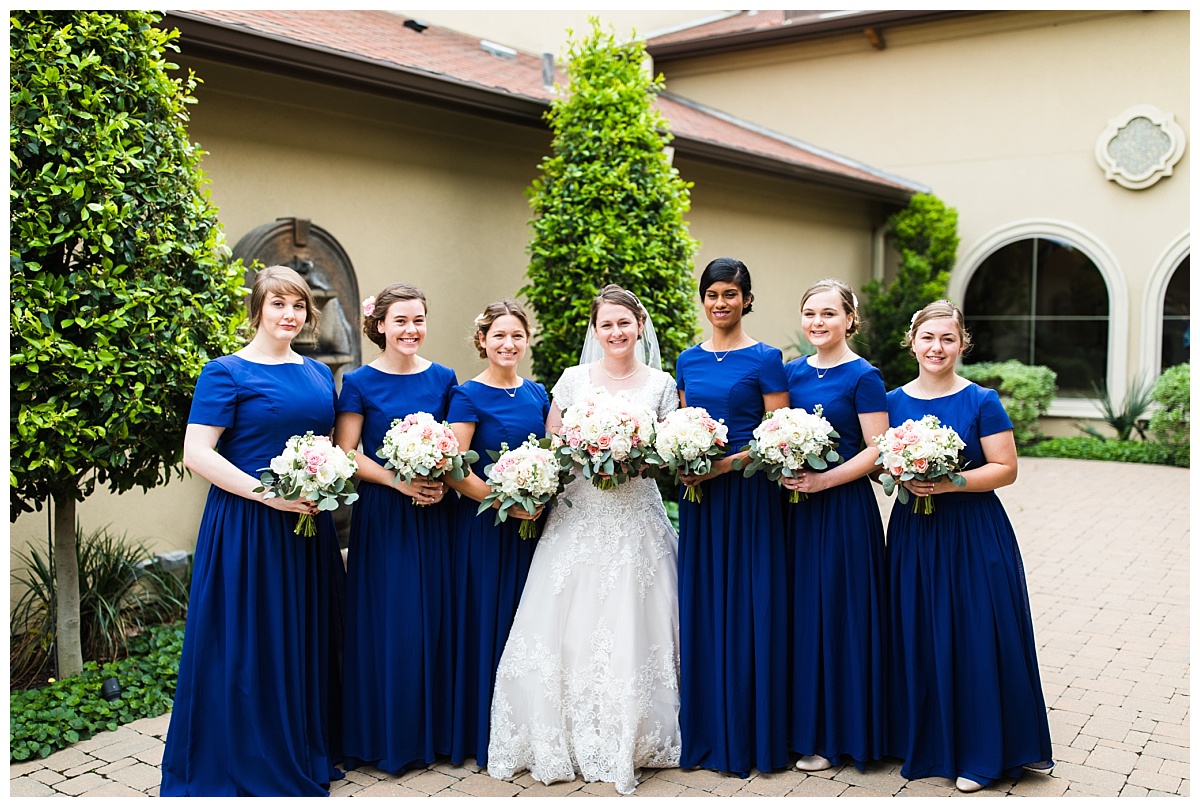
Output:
478,434,561,539
650,406,729,503
735,405,841,503
377,412,478,503
873,414,967,514
256,431,359,536
554,389,657,490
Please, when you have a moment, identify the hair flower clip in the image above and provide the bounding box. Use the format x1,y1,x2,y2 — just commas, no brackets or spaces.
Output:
362,296,376,317
910,310,921,326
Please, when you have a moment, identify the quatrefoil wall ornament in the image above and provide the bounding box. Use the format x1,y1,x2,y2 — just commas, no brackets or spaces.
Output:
1095,104,1186,190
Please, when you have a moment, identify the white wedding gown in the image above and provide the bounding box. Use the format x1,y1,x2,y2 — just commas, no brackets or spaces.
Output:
486,364,682,794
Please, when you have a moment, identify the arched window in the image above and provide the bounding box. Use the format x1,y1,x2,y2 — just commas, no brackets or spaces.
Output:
1160,255,1189,372
963,237,1110,398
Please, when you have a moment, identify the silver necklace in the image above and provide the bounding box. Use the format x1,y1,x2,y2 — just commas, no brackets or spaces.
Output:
598,362,638,380
486,374,519,397
813,348,851,379
712,337,745,362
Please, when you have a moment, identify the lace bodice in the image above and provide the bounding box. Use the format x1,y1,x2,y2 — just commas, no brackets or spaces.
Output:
487,363,682,794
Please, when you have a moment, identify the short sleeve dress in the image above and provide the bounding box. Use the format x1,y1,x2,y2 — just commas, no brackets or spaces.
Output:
160,355,345,797
446,378,551,769
674,341,790,777
338,361,458,776
884,383,1054,786
783,356,888,770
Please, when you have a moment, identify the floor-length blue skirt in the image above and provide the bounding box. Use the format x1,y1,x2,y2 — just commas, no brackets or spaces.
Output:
678,471,788,777
885,490,1054,785
161,488,344,796
449,500,538,769
786,475,886,770
341,481,455,775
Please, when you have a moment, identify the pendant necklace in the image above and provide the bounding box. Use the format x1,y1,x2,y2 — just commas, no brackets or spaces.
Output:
813,348,851,379
712,336,745,362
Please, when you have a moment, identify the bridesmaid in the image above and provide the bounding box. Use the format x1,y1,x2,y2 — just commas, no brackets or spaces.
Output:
675,257,790,777
884,300,1054,792
161,266,344,796
781,279,888,772
446,300,550,770
334,283,458,775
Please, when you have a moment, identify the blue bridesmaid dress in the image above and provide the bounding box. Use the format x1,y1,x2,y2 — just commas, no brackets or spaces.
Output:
675,342,790,777
884,383,1054,786
161,355,345,797
339,362,458,775
446,379,550,769
783,356,887,770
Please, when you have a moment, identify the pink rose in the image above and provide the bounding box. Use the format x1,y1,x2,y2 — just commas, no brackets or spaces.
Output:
764,420,780,431
890,465,905,477
597,434,612,449
902,429,920,445
912,457,929,473
435,437,455,455
568,435,582,449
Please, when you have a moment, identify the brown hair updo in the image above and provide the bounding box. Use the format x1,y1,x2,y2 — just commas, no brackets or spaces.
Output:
800,277,862,336
588,284,646,329
472,300,530,359
903,299,973,356
246,265,318,342
362,283,428,350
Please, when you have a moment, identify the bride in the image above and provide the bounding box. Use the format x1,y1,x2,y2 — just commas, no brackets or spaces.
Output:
486,284,681,794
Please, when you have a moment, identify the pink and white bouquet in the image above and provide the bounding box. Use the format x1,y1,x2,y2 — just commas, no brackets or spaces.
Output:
376,412,478,503
873,414,967,514
256,431,359,536
650,406,729,503
735,405,841,503
554,389,657,490
478,434,561,539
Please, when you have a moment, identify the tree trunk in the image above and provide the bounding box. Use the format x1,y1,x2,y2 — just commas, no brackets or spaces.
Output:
53,495,83,677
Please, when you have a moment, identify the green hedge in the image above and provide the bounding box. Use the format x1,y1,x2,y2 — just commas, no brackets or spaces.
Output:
10,622,183,761
1148,363,1190,467
1019,437,1177,466
959,360,1057,445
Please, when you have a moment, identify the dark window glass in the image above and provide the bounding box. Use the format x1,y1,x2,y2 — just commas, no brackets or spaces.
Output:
1161,255,1190,371
964,236,1110,398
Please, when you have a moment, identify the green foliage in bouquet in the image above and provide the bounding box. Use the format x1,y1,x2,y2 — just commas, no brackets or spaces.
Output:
10,10,244,675
1148,363,1189,467
858,193,959,389
959,360,1057,445
521,19,699,390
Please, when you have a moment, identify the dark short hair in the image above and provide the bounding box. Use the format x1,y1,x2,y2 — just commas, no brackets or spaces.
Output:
699,257,754,314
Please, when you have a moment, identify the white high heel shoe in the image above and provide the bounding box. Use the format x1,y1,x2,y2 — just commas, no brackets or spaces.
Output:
955,776,984,792
794,755,832,772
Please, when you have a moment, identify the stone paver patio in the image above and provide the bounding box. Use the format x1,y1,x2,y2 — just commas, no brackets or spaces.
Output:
9,458,1189,797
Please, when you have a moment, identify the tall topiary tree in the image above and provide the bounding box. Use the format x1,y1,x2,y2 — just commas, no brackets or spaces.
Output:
858,193,960,389
10,11,246,676
521,19,699,390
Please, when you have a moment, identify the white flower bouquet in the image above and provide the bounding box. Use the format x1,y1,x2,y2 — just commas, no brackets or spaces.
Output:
649,406,729,503
256,431,359,535
376,412,478,503
477,434,561,539
873,414,967,514
554,389,657,490
735,405,841,503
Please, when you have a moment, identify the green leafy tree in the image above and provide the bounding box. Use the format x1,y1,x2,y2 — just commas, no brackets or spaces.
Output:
521,19,699,389
858,193,960,388
10,11,246,676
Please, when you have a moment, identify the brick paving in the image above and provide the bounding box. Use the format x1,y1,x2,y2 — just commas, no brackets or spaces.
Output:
10,458,1189,797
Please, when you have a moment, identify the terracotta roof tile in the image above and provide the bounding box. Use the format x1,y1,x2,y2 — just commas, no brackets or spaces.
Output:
177,9,921,198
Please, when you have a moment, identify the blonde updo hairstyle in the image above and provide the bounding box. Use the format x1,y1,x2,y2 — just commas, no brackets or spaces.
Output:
588,284,646,330
363,283,427,350
246,265,319,344
800,277,862,336
472,300,531,359
903,299,973,357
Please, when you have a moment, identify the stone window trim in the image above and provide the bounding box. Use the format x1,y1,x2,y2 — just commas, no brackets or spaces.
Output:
1141,230,1190,375
1095,104,1187,191
950,219,1128,419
